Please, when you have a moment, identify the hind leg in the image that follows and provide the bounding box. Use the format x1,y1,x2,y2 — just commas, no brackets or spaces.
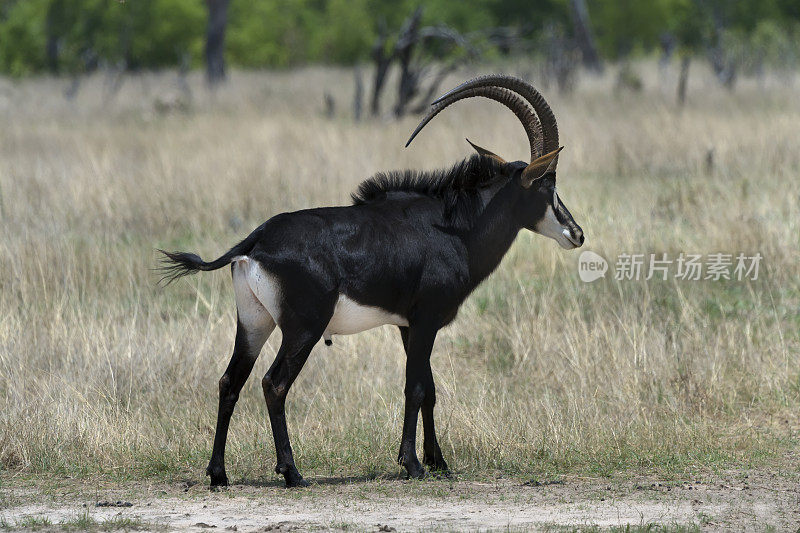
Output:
245,259,335,487
261,326,321,488
207,264,276,487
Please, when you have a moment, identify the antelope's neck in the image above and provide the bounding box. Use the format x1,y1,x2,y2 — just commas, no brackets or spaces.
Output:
466,181,522,285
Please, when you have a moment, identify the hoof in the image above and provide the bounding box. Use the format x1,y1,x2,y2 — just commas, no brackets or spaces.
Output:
285,476,311,488
206,466,228,488
276,464,309,488
398,448,425,480
404,463,426,480
423,455,450,475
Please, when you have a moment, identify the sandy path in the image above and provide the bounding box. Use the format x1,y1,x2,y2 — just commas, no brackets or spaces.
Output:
1,472,798,531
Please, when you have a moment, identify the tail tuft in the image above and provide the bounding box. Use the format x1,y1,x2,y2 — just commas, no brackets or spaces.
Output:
157,250,207,285
156,224,264,287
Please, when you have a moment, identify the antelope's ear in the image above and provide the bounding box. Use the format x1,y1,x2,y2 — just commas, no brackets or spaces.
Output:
466,138,506,165
520,146,563,188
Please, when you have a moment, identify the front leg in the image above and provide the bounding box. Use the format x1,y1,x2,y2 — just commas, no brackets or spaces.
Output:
421,384,449,475
397,325,438,479
207,315,272,488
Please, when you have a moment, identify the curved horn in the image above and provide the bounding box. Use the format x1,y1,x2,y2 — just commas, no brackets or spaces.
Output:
405,86,542,162
433,75,558,157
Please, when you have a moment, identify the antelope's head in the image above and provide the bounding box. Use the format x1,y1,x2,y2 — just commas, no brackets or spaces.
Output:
405,75,584,250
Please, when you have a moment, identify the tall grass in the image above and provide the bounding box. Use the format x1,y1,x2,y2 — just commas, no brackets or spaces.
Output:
0,62,798,481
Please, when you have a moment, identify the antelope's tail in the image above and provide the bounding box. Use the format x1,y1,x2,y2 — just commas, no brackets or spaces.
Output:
157,226,262,285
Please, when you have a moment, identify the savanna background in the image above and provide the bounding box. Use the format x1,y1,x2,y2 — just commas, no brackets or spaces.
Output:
0,0,799,530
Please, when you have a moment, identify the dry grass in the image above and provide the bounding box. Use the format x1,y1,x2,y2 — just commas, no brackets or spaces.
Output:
0,61,798,483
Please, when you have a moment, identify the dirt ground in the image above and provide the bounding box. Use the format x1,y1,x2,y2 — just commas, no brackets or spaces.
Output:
1,469,799,531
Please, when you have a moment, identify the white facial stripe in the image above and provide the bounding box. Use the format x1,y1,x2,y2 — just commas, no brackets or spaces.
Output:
534,205,574,249
535,205,563,240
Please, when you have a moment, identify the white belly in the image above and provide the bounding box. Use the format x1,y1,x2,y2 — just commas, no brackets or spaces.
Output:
324,295,408,339
232,256,407,343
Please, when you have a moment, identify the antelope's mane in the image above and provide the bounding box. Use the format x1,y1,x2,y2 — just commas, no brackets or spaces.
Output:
351,155,507,224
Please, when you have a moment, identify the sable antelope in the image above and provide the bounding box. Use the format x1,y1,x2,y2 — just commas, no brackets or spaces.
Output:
159,75,584,488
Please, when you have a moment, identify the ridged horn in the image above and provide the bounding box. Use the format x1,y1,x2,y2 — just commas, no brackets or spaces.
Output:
433,75,558,159
405,86,542,162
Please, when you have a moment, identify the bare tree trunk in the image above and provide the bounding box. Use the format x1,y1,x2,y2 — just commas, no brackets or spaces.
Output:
353,66,363,121
701,0,737,90
178,52,193,103
704,146,715,174
323,93,335,118
410,63,456,114
205,0,230,86
393,7,423,117
369,7,478,118
709,47,737,90
569,0,602,74
659,32,676,73
45,0,65,73
543,23,579,94
370,20,391,117
677,55,690,107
